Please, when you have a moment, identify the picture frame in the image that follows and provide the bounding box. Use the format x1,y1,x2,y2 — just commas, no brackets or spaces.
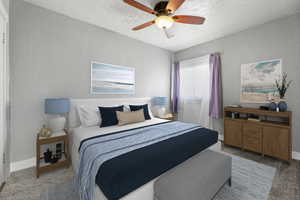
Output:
240,59,282,103
91,62,135,94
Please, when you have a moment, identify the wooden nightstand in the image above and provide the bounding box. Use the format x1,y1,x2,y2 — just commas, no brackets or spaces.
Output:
36,129,70,178
158,114,176,121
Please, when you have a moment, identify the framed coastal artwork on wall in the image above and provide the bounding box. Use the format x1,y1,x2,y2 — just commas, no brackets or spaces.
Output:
240,59,282,103
91,62,135,94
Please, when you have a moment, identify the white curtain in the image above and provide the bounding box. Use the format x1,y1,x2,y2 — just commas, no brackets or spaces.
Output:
178,55,211,128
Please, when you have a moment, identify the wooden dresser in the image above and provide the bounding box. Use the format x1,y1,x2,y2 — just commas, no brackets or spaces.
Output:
224,107,292,161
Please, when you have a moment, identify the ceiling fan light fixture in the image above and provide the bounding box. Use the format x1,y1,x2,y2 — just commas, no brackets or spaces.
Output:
155,15,174,29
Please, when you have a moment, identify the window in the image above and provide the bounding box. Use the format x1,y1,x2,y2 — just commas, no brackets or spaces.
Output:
179,55,210,127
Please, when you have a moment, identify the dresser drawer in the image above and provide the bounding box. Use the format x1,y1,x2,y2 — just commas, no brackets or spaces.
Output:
224,119,243,148
243,123,262,153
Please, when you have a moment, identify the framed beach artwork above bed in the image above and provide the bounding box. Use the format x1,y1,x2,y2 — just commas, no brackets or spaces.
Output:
240,59,282,103
91,62,135,94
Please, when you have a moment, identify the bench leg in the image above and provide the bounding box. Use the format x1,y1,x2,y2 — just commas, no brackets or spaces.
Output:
228,177,232,187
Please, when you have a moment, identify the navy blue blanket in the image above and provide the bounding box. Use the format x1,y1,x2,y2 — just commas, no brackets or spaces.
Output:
95,126,218,200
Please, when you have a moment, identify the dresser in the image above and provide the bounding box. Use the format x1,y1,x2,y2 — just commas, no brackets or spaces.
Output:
224,107,292,161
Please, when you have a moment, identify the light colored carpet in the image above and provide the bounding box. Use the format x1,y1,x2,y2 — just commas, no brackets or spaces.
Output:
41,152,276,200
214,153,276,200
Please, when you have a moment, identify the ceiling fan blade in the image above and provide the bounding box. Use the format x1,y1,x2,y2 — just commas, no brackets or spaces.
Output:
166,0,185,13
132,21,155,31
123,0,158,15
163,27,175,39
173,15,205,24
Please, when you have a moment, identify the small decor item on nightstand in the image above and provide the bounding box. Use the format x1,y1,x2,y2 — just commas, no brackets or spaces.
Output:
38,125,52,138
43,149,52,163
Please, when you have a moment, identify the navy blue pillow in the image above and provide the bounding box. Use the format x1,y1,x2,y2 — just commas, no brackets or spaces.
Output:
99,105,124,127
129,104,151,120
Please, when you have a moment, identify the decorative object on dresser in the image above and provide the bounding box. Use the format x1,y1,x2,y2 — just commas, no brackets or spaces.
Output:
152,96,168,118
36,129,70,178
259,105,269,110
268,102,277,111
275,72,292,112
45,98,70,132
224,106,292,161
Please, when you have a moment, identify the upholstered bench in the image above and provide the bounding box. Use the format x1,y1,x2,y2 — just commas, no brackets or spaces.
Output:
154,150,232,200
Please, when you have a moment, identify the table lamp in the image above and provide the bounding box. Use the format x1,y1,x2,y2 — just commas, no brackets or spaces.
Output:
152,96,168,118
45,98,70,132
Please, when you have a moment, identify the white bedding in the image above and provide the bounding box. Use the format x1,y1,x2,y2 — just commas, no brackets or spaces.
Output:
71,118,168,200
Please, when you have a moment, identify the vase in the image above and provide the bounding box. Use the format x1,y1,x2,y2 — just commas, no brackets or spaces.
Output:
269,102,277,111
278,101,288,112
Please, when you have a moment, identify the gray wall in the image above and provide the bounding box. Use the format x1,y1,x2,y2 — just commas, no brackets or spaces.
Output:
10,0,172,162
2,0,8,11
175,13,300,153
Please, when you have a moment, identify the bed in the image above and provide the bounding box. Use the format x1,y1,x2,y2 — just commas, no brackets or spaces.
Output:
68,98,218,200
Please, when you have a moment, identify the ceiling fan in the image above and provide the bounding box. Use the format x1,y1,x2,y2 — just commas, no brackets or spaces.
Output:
123,0,206,38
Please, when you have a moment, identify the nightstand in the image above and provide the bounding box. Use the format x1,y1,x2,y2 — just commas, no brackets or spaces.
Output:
158,114,176,121
36,129,70,178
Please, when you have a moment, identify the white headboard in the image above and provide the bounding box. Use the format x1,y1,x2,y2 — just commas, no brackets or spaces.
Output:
68,97,152,128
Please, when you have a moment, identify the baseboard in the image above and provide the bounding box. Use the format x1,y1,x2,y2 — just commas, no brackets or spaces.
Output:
292,151,300,160
10,157,36,173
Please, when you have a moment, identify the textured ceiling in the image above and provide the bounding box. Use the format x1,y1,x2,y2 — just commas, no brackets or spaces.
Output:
24,0,300,52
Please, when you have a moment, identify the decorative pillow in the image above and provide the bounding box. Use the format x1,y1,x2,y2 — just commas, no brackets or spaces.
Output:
99,105,124,127
77,106,101,127
116,110,145,126
129,104,151,120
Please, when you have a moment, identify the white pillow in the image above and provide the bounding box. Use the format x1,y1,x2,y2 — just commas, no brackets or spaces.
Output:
77,106,101,127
